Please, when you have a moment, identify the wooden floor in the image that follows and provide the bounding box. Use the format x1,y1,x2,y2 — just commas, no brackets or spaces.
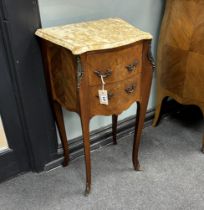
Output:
0,116,8,151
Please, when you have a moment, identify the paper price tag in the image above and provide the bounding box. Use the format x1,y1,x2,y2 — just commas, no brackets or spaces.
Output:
98,90,108,105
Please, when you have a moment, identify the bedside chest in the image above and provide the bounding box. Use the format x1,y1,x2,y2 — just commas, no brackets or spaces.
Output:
36,18,154,194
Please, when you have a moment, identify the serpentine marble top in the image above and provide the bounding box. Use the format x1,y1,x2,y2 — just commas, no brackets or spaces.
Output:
35,18,152,55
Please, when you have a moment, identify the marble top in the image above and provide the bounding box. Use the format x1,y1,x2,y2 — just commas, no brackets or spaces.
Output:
35,18,152,55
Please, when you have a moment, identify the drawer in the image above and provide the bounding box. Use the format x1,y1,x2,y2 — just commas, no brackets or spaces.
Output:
86,42,143,86
89,75,141,116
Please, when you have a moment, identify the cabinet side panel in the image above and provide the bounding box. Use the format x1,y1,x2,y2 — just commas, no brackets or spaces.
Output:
46,42,78,112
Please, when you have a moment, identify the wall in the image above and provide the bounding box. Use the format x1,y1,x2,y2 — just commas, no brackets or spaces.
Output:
38,0,165,139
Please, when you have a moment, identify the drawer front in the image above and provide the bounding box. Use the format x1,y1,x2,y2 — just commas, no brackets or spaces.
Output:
89,75,141,116
86,42,143,86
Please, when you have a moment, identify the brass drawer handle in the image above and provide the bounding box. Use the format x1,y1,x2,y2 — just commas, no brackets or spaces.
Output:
125,84,136,94
107,92,114,99
126,60,139,72
96,92,114,99
94,70,112,78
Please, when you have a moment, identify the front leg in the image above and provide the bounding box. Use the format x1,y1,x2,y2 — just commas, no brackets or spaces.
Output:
77,54,92,195
132,40,153,171
80,115,91,195
132,101,147,171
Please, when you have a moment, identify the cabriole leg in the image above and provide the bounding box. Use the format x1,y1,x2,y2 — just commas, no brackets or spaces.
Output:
132,101,147,171
80,116,91,195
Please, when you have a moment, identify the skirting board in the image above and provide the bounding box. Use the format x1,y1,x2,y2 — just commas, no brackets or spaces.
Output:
44,99,181,171
44,108,154,171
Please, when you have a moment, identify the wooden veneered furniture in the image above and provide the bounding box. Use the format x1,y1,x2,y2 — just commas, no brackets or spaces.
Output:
153,0,204,145
36,18,154,194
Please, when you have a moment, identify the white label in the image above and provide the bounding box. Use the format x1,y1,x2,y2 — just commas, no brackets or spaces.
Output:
98,90,108,105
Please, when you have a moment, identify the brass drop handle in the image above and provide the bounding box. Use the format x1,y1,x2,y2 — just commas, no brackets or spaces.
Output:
126,60,139,72
94,69,112,78
96,92,114,99
107,92,114,99
125,84,136,94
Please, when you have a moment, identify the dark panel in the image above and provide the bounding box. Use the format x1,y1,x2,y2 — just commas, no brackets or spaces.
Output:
0,0,58,171
0,16,29,179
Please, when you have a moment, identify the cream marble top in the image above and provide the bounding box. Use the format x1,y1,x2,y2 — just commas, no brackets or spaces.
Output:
35,18,152,55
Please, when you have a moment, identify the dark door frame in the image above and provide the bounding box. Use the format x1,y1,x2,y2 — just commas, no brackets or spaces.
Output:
0,0,59,176
0,23,30,180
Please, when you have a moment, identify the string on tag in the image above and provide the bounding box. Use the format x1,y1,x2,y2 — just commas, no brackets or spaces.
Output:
98,75,108,105
100,75,105,90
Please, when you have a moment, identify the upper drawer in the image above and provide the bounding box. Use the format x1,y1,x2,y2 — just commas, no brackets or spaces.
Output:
86,42,143,86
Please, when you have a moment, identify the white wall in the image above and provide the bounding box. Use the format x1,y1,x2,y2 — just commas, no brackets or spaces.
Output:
38,0,165,139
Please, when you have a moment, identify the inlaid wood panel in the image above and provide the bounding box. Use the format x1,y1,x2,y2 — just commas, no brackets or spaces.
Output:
164,0,194,51
184,52,204,102
86,42,143,86
160,45,187,97
45,41,78,112
89,75,141,116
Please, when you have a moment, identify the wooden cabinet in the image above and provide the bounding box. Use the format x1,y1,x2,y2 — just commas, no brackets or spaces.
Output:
153,0,204,145
36,18,154,194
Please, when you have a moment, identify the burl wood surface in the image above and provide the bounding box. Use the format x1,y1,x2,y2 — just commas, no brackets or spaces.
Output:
153,0,204,127
41,40,153,195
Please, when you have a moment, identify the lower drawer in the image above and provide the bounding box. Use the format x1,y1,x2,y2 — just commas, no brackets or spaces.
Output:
89,75,141,116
